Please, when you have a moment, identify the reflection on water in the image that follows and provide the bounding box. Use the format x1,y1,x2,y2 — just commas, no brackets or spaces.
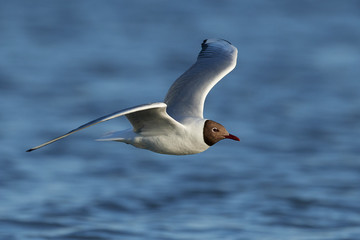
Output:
1,1,360,239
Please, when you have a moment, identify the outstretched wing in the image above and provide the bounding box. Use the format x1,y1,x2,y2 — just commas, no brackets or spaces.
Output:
27,102,176,152
164,39,238,121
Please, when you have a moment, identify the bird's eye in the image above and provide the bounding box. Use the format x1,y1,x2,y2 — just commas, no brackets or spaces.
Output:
212,127,219,132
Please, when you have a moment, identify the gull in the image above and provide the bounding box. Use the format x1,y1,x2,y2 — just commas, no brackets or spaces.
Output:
27,39,240,155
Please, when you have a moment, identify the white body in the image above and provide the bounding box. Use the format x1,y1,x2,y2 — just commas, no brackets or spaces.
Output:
100,118,208,155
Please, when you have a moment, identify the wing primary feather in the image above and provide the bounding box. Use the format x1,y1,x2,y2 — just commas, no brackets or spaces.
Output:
26,102,166,152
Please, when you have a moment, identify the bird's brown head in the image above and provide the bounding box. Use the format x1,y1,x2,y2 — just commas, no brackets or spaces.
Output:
203,120,240,146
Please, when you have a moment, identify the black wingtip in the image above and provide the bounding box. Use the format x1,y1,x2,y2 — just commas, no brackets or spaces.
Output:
201,39,208,49
26,148,34,152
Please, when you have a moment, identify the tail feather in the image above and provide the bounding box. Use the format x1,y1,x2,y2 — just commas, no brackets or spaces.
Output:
96,130,132,142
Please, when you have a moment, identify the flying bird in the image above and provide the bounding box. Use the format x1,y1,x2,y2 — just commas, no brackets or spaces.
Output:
27,39,240,155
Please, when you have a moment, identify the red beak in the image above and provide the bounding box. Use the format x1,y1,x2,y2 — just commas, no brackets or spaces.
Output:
225,134,240,141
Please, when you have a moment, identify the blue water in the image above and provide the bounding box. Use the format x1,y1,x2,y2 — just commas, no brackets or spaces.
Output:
2,1,360,239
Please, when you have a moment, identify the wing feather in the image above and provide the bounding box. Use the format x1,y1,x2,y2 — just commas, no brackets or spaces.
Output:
126,106,183,135
26,102,167,152
164,39,237,121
